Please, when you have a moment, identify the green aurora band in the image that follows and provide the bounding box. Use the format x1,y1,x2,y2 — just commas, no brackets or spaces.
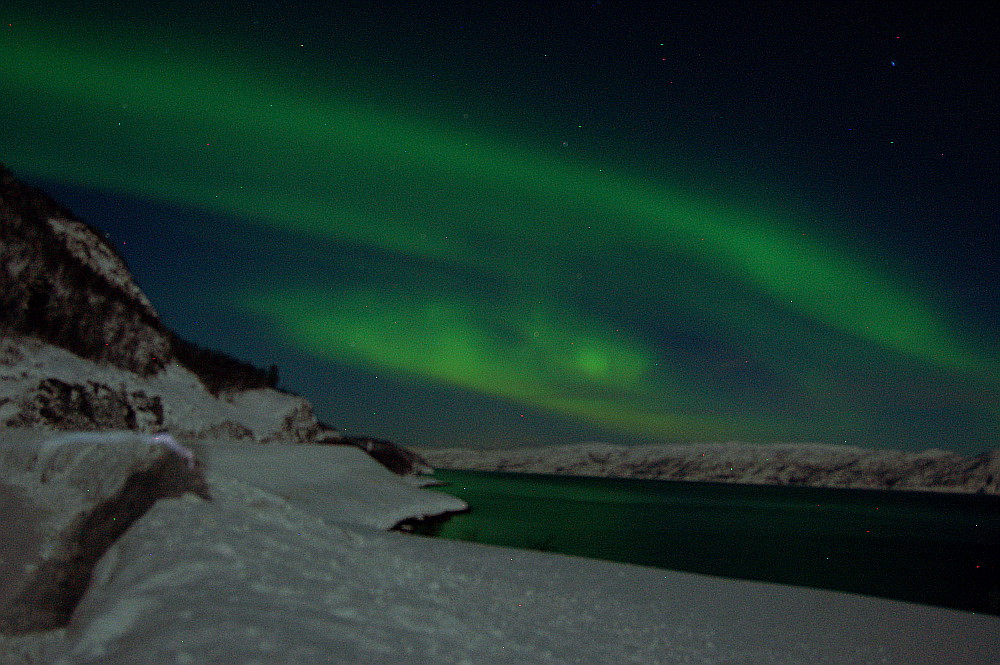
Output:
2,14,997,443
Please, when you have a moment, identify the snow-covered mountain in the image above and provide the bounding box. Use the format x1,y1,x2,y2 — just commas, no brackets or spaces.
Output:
1,165,170,378
416,441,1000,494
0,164,428,471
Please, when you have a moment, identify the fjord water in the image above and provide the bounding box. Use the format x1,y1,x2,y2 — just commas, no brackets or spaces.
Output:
426,470,1000,615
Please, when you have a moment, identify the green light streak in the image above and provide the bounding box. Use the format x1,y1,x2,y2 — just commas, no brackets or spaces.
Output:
242,286,747,439
3,17,987,375
2,12,997,441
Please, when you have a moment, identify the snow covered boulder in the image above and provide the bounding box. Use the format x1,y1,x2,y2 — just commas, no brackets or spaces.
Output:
0,429,206,634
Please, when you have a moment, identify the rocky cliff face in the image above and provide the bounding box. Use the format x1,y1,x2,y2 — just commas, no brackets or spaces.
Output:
0,165,451,649
0,164,281,394
1,165,170,377
0,164,426,471
416,441,1000,494
0,164,316,444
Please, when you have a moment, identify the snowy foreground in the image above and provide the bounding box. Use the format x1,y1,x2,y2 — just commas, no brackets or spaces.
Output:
2,432,999,664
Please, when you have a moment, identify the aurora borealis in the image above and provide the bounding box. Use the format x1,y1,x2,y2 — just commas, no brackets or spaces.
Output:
2,2,997,451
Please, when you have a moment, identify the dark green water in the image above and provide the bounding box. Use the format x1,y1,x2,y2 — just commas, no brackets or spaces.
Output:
422,469,1000,615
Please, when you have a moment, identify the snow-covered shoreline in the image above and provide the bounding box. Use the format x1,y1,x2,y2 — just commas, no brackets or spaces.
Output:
4,428,999,664
415,441,1000,494
5,420,997,662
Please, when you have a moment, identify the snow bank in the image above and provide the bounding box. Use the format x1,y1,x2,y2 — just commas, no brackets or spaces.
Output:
42,478,1000,664
190,441,467,530
2,430,998,664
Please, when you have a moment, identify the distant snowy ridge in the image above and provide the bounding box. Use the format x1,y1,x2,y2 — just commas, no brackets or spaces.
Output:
414,441,1000,494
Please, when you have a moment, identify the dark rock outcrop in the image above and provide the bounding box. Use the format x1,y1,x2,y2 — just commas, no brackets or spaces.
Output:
1,165,171,377
0,164,429,474
3,378,165,431
336,436,434,476
314,426,438,476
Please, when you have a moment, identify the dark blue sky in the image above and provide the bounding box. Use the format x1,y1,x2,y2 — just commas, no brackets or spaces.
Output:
3,1,998,452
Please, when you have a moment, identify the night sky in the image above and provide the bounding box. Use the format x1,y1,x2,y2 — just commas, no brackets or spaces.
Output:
2,2,997,452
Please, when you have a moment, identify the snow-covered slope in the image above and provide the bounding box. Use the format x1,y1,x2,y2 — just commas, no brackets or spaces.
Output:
1,165,431,473
0,336,317,444
191,441,466,530
1,431,996,664
0,165,171,377
0,428,468,660
416,441,1000,494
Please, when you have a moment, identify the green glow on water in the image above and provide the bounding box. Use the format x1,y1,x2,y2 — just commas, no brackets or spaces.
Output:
425,469,1000,615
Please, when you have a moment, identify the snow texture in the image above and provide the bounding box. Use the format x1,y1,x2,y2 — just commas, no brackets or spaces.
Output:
44,430,195,468
2,432,997,664
189,441,467,530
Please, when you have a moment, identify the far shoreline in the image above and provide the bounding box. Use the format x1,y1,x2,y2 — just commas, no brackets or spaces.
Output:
412,441,1000,495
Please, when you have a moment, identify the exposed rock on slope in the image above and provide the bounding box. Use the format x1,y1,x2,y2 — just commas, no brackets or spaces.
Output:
336,435,434,476
0,164,429,472
0,165,170,377
3,374,166,432
0,336,319,444
415,441,1000,494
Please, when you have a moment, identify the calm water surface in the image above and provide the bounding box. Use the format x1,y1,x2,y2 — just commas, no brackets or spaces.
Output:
423,469,1000,615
